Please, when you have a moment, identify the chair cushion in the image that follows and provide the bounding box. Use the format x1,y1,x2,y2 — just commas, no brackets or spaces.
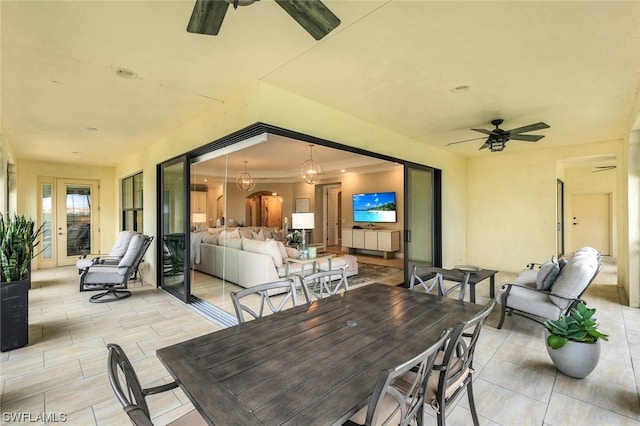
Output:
348,392,401,425
549,257,597,310
511,268,537,287
536,257,560,290
500,284,562,320
109,231,137,257
117,235,144,271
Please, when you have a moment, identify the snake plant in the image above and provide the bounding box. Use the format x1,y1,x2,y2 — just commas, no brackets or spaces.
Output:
0,213,44,282
544,302,609,349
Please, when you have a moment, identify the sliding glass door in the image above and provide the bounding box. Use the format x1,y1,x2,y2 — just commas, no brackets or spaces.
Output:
158,155,190,303
404,164,441,284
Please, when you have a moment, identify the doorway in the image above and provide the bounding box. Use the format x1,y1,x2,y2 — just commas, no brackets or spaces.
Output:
39,178,100,268
570,193,611,255
325,185,341,247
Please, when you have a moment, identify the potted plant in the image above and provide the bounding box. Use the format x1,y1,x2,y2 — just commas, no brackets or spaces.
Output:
0,213,44,352
544,302,609,378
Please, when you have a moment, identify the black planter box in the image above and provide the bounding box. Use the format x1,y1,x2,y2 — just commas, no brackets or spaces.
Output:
0,277,29,352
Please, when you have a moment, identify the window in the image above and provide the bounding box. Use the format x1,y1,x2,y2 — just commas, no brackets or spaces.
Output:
122,172,143,232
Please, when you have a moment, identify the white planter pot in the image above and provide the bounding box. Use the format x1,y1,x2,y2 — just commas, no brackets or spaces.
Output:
545,331,601,379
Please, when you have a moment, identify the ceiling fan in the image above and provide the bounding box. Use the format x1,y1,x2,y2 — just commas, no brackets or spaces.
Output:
187,0,341,40
446,119,550,152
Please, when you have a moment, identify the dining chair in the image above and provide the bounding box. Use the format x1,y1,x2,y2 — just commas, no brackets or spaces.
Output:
300,268,349,300
425,300,496,426
409,265,470,301
346,330,450,426
231,278,310,324
106,343,206,426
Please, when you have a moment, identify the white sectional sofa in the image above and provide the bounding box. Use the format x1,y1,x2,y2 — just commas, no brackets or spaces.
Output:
191,228,358,289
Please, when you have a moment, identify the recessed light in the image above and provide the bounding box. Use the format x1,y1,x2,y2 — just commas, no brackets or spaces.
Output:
116,68,139,79
340,169,346,173
452,85,470,93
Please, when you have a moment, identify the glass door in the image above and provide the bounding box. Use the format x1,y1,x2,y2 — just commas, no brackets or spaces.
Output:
158,155,190,303
55,179,99,266
404,164,441,284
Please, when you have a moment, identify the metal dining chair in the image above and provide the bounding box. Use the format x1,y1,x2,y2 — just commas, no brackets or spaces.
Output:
230,278,310,324
409,265,471,301
106,343,206,426
424,300,496,426
300,268,349,300
346,330,450,426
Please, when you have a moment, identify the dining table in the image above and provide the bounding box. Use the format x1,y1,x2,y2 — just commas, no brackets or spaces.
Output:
156,283,485,426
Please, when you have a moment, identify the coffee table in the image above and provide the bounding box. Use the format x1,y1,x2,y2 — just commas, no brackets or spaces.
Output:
411,266,498,303
286,253,335,277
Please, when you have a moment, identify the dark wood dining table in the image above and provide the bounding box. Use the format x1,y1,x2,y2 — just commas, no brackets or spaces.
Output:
156,283,484,426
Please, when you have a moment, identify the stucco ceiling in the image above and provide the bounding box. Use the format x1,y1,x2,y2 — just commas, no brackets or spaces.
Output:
2,1,639,169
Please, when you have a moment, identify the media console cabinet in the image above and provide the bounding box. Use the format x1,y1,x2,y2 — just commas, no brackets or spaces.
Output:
342,228,400,259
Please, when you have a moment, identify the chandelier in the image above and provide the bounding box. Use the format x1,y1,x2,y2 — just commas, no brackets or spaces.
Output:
236,161,256,192
299,145,324,185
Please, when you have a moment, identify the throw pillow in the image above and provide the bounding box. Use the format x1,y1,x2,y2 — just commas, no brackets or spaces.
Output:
239,228,253,239
252,230,266,241
558,256,568,270
536,256,560,291
285,246,300,259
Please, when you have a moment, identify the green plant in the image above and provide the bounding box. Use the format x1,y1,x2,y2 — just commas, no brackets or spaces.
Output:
0,213,44,282
544,302,609,349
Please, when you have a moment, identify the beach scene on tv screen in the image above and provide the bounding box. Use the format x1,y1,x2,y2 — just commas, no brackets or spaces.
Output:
353,192,396,223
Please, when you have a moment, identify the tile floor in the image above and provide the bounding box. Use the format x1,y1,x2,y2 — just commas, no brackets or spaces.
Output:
1,257,639,425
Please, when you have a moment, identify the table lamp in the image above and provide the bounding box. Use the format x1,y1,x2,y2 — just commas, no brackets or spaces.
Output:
291,212,314,259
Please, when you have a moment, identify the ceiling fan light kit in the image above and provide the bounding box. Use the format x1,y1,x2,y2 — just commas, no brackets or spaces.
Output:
187,0,340,40
447,118,550,152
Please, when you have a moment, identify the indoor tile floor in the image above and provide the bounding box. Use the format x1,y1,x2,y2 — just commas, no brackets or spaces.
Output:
1,258,638,425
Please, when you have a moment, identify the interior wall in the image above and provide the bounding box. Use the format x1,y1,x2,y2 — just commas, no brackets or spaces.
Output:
467,140,621,273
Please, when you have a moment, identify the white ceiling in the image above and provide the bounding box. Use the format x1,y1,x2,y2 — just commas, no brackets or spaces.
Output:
2,1,639,169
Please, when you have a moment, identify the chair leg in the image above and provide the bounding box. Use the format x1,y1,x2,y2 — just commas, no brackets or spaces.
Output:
89,289,132,303
497,302,507,329
466,379,480,426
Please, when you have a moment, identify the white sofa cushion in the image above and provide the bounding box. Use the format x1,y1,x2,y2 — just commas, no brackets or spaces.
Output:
242,239,284,267
219,237,243,250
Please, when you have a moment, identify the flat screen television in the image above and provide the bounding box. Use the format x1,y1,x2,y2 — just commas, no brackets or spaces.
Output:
352,192,397,223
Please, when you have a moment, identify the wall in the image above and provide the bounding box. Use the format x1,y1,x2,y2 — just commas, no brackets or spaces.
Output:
466,140,621,273
16,159,116,268
564,165,617,256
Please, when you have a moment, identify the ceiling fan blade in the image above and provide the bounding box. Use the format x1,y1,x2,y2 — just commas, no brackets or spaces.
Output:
187,0,229,36
507,122,550,135
479,142,490,150
471,128,497,136
509,134,545,142
445,136,487,146
275,0,340,40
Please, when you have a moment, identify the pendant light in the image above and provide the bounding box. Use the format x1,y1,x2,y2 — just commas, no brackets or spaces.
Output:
299,145,324,185
236,161,256,192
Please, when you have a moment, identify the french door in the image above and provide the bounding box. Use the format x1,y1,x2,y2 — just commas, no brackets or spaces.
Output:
39,178,99,268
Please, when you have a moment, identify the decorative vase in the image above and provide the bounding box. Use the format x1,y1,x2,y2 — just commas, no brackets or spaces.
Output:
545,331,601,379
0,276,30,352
